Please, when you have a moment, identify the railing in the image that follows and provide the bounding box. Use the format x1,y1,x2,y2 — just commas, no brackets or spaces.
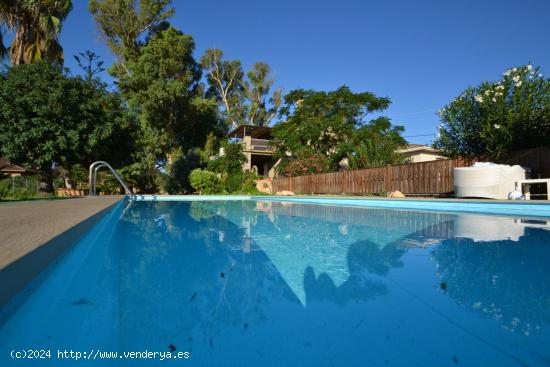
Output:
241,138,274,153
88,161,133,196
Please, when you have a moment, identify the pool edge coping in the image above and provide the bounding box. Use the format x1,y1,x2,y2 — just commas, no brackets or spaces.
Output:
131,195,550,217
0,199,124,307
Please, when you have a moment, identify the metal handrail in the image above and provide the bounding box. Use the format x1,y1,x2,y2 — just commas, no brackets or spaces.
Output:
88,161,133,196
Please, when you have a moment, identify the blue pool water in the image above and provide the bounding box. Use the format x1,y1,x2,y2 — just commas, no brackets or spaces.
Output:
1,199,550,366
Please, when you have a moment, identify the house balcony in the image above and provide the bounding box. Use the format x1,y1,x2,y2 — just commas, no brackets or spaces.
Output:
239,136,275,155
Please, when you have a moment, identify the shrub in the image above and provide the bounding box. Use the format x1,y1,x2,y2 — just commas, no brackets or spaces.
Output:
158,149,204,194
96,171,122,194
242,172,259,193
207,143,246,174
222,171,256,193
348,139,407,169
0,175,40,200
189,169,222,194
282,155,330,176
225,172,244,193
435,63,550,158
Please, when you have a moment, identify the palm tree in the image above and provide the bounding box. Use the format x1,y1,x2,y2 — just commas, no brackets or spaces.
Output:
0,0,72,65
0,28,7,59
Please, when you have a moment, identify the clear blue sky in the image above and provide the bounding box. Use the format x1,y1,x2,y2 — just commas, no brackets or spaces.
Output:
60,0,550,145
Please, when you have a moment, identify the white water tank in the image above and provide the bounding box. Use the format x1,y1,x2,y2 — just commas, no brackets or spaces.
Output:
454,163,526,199
454,215,525,241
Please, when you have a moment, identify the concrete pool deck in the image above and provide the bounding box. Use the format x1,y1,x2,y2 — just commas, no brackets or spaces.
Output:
0,196,124,270
0,196,123,305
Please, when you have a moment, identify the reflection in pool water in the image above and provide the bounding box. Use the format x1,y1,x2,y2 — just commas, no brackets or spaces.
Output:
0,200,549,367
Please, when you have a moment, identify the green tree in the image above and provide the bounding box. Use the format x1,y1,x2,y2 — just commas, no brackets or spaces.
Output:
434,64,550,158
201,48,281,128
346,118,407,169
0,29,7,59
88,0,174,73
208,143,246,175
73,50,105,81
273,86,404,173
207,143,257,193
0,0,72,65
201,48,245,127
245,62,282,127
106,26,222,193
120,26,220,164
0,62,131,192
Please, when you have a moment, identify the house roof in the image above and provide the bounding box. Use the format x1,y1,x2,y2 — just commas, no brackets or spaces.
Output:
0,157,40,175
227,125,273,139
396,144,439,154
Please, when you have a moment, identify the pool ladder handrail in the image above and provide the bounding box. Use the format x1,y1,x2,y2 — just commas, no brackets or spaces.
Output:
88,161,133,197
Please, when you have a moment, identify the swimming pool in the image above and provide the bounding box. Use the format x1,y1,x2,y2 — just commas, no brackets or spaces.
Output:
1,198,549,366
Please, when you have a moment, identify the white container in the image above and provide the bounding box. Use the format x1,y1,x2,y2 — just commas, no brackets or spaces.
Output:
454,163,526,199
454,215,524,241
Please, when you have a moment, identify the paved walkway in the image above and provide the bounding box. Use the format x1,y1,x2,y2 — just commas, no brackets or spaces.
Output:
0,196,123,270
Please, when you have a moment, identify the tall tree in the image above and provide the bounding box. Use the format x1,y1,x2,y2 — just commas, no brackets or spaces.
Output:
201,48,282,128
120,26,220,165
0,62,132,192
201,48,245,127
0,0,72,65
88,0,174,75
245,62,282,127
0,28,7,59
73,50,105,81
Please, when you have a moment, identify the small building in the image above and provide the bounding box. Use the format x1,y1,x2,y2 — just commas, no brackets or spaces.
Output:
396,144,446,163
227,125,277,177
0,157,40,177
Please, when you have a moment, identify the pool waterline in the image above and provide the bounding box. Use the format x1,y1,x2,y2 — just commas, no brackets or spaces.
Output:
132,195,550,218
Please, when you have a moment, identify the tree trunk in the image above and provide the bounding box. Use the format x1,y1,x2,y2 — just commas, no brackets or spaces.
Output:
38,170,54,194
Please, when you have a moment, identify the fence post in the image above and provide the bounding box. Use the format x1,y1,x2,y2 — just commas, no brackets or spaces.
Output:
385,164,392,194
290,176,294,193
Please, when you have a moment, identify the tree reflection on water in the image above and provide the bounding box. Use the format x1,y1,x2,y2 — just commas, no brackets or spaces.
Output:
432,227,550,336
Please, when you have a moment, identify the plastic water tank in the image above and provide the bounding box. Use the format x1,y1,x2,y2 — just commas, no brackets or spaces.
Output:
454,163,526,199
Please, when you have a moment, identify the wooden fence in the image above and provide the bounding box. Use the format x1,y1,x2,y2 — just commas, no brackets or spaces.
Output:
272,147,550,196
497,147,550,179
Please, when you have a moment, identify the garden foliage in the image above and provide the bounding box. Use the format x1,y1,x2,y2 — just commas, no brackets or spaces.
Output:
434,64,550,158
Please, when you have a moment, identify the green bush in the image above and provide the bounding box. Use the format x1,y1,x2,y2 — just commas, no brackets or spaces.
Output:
188,169,223,194
435,63,550,158
282,153,330,176
224,171,260,194
207,143,246,174
225,173,244,193
96,171,123,194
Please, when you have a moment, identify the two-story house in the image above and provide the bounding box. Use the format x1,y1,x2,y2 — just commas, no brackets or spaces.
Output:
227,125,277,177
225,126,446,177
